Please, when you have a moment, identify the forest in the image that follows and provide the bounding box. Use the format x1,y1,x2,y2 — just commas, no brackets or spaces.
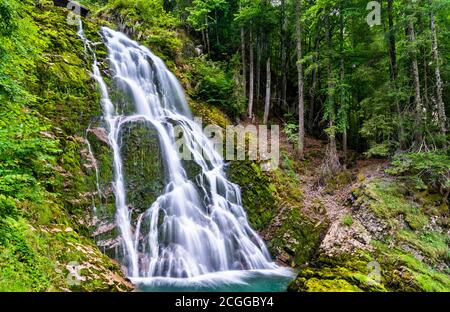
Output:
0,0,449,292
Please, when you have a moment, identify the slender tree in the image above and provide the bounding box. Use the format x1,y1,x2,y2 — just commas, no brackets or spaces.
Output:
248,24,254,120
429,0,447,134
296,0,305,159
240,2,247,98
407,16,424,145
322,11,341,174
263,56,271,123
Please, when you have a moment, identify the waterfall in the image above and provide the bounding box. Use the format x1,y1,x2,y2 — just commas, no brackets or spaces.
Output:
79,22,293,286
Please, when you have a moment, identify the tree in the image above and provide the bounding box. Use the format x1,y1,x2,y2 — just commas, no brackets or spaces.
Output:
295,0,305,159
263,56,271,124
429,0,446,135
407,14,424,145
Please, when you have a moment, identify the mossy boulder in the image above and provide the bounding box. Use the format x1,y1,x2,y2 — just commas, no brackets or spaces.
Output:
227,161,277,231
120,121,165,214
268,207,326,266
288,253,386,292
290,176,450,292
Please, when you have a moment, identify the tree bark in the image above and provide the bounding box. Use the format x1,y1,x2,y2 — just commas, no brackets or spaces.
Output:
296,0,305,159
419,12,430,109
387,0,397,80
408,18,424,144
240,2,246,98
339,3,347,167
322,12,341,175
308,18,321,132
387,0,405,149
204,15,211,55
241,26,246,97
256,34,261,104
263,57,271,124
248,25,254,120
278,0,288,111
429,0,447,134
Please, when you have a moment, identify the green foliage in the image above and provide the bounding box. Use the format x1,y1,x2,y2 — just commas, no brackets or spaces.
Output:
387,152,450,195
188,57,245,117
0,0,16,36
0,1,131,291
0,217,52,291
283,123,299,147
186,0,226,31
364,143,390,158
101,0,182,62
341,214,353,227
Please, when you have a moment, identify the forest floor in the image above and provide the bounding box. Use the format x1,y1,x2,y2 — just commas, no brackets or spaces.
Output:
267,126,389,254
265,128,449,291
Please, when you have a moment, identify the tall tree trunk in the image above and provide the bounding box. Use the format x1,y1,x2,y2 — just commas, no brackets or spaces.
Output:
339,3,347,167
240,2,246,98
296,0,305,159
215,9,219,47
429,0,447,134
204,15,211,55
278,0,287,111
308,18,321,132
263,57,271,124
387,0,398,80
201,29,207,53
408,18,424,144
387,0,405,148
419,12,430,109
241,27,246,97
256,35,261,104
322,13,341,175
248,25,254,120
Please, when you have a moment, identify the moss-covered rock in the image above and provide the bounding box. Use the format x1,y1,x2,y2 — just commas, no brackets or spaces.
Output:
227,161,277,231
227,152,327,267
288,253,386,292
290,176,449,292
0,2,132,291
268,206,326,266
120,121,165,214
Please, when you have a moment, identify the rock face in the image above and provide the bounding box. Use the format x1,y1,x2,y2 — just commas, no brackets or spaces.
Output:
319,220,372,257
0,3,132,291
86,119,166,264
120,121,165,215
288,177,450,292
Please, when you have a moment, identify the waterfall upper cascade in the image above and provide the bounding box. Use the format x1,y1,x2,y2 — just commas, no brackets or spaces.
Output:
79,22,293,288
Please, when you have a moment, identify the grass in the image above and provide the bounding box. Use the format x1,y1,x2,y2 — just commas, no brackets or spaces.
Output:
342,214,354,227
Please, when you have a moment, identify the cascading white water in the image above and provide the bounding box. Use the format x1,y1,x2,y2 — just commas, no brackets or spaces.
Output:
79,23,293,286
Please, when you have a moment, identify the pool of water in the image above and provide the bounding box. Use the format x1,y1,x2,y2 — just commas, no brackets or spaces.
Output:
132,268,297,292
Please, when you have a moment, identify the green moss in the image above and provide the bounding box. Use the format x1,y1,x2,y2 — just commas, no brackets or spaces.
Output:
295,277,363,292
355,179,429,230
288,253,387,292
120,121,165,213
269,207,325,266
0,2,131,291
189,98,230,129
227,161,277,231
342,214,354,227
397,231,449,263
373,241,450,291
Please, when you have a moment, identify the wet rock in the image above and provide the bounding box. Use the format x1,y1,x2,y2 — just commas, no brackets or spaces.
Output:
88,127,109,145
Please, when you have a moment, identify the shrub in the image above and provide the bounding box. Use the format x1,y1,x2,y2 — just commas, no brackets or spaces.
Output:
189,57,245,118
386,152,450,197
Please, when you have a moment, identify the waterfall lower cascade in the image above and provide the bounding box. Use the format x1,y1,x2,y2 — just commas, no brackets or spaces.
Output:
80,23,293,289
